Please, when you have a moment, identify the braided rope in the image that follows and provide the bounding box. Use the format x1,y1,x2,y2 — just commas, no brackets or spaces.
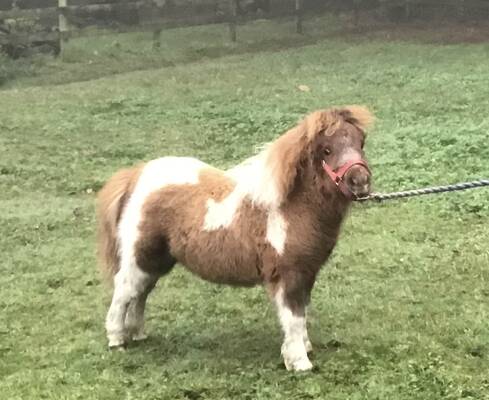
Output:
356,179,489,202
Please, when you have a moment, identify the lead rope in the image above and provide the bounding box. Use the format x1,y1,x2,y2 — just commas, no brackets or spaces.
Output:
355,179,489,202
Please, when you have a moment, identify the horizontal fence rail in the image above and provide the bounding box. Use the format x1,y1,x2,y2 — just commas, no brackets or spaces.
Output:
1,0,489,56
0,0,300,52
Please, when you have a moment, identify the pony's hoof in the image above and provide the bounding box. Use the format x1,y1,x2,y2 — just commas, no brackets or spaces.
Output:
108,335,127,349
108,343,127,351
285,357,313,372
282,342,313,372
132,332,148,342
282,349,313,372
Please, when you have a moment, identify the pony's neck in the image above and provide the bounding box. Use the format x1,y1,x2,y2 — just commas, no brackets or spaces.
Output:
227,145,351,220
290,169,351,227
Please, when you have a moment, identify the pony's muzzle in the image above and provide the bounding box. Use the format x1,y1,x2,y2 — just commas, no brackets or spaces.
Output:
345,165,371,198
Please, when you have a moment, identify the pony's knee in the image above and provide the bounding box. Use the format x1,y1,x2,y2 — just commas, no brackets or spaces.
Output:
277,270,317,311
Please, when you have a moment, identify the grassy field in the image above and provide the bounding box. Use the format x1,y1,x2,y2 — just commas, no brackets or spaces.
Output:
1,16,489,400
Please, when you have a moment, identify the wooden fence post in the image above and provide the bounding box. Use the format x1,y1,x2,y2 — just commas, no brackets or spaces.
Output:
353,0,359,28
404,0,411,20
295,0,303,34
117,0,131,27
229,0,237,42
58,0,69,55
458,0,467,20
153,28,162,48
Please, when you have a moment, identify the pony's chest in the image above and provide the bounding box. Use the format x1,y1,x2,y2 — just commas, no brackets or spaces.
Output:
281,213,341,267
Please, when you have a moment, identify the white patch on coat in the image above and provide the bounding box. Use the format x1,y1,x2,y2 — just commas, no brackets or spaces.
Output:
203,189,244,231
203,150,283,232
275,287,312,371
227,149,281,208
266,209,288,255
118,156,207,252
106,157,207,347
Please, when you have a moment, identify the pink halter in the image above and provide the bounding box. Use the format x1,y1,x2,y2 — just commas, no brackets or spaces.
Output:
322,159,370,200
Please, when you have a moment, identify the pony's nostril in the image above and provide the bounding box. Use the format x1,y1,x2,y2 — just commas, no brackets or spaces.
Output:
348,174,367,187
346,165,371,193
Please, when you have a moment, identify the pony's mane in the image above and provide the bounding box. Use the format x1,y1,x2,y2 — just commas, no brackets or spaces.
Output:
228,106,373,208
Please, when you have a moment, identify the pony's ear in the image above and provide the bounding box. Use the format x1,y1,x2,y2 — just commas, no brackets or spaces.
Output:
339,106,375,131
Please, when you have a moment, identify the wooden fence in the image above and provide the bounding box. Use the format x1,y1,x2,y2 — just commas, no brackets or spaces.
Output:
1,0,488,57
0,0,302,55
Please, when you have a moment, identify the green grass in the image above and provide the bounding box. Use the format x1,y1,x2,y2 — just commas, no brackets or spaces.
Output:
1,15,489,400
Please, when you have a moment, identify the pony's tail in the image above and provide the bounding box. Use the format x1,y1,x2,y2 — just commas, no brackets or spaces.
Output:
96,166,142,281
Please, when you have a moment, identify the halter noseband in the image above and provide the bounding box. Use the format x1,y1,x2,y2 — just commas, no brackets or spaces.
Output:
322,159,371,200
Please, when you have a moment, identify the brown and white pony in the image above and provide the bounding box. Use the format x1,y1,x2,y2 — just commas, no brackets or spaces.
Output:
97,106,373,371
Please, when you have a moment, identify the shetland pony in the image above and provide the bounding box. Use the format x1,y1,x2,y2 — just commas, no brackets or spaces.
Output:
97,106,373,371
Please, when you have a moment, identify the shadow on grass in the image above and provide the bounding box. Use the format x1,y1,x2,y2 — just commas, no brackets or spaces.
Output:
118,320,356,372
129,324,281,368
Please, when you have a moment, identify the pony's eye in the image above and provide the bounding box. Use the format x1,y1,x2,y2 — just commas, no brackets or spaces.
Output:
324,147,331,156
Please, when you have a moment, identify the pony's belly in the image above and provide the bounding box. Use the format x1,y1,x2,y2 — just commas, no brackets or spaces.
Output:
175,245,263,287
187,265,262,286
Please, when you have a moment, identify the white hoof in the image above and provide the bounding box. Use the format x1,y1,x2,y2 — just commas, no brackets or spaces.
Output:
283,355,313,372
282,343,313,372
108,334,127,349
292,358,313,371
304,339,313,353
132,332,148,342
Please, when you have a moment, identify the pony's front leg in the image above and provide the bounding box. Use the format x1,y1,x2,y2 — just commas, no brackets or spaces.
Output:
270,280,313,372
303,316,313,353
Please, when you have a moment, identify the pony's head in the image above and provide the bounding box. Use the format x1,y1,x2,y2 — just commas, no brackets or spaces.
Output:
309,106,372,199
265,106,374,205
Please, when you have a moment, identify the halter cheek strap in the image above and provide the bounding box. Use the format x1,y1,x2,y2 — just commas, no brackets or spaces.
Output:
322,159,371,199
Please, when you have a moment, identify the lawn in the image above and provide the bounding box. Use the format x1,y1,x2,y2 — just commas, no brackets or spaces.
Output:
1,15,488,400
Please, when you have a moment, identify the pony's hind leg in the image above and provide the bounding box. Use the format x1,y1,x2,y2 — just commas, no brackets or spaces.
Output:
111,231,176,346
124,278,157,342
105,260,153,348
